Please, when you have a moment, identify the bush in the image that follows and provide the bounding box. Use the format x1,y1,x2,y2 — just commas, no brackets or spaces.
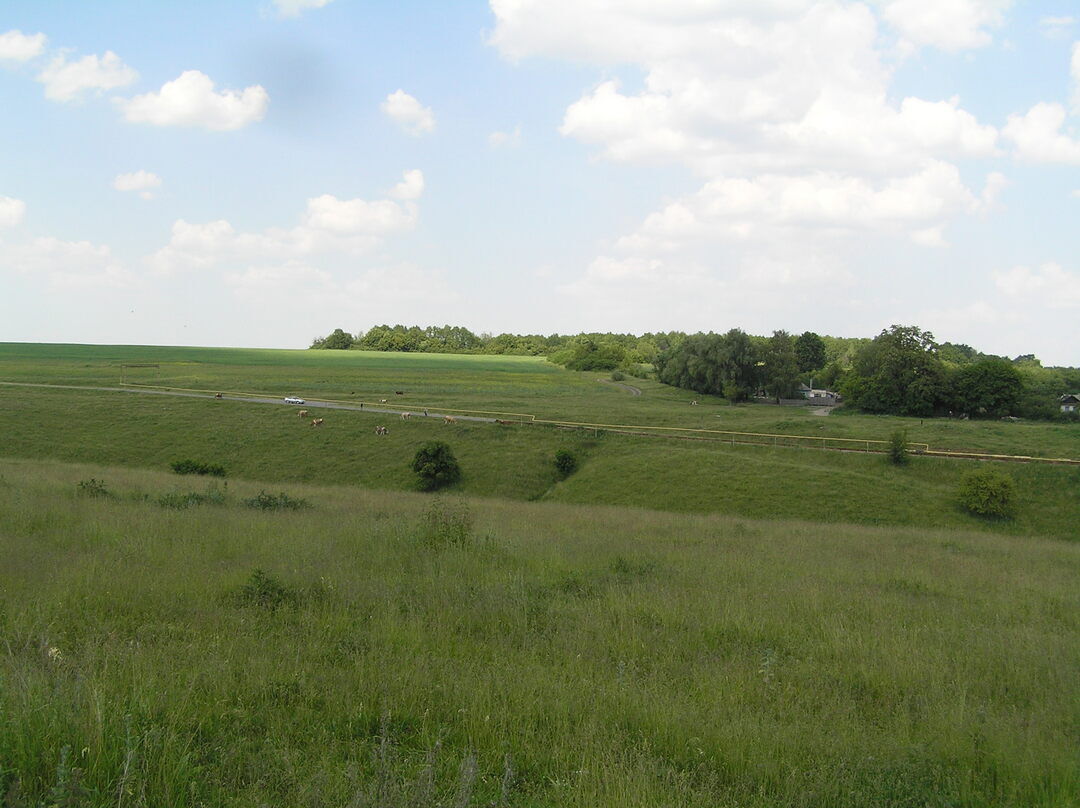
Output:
958,467,1016,519
158,483,227,509
554,449,578,479
170,459,226,477
610,370,625,381
76,478,113,499
411,441,461,491
244,490,310,511
233,569,299,611
887,430,909,465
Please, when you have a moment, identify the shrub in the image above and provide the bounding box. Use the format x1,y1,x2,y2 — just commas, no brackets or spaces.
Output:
244,490,310,511
170,459,226,477
234,569,299,611
887,429,909,465
158,484,227,509
610,370,625,381
417,497,473,549
958,467,1016,519
76,478,113,499
411,441,461,491
554,449,578,479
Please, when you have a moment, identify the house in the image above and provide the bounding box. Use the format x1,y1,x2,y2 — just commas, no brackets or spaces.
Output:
798,383,840,402
1060,394,1080,413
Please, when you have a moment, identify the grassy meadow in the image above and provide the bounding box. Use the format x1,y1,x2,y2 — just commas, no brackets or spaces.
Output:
1,458,1078,807
1,343,1078,806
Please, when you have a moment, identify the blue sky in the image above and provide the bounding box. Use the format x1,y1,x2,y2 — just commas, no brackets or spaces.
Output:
1,0,1078,365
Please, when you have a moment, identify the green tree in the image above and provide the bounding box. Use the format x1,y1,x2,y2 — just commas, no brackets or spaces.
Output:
795,331,827,373
320,328,355,350
949,358,1024,418
841,325,947,416
763,330,800,403
410,441,462,491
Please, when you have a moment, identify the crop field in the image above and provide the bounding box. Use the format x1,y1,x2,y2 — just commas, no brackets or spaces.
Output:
1,343,1078,807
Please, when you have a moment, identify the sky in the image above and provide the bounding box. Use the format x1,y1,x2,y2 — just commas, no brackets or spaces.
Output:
1,0,1078,365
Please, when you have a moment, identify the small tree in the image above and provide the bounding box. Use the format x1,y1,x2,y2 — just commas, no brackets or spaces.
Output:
887,429,909,465
411,441,461,491
958,467,1016,519
554,449,578,479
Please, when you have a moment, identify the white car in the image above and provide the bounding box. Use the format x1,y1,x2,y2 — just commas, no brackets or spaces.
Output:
284,396,305,405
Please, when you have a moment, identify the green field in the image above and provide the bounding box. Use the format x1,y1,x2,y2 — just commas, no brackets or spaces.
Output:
1,343,1078,806
1,458,1077,807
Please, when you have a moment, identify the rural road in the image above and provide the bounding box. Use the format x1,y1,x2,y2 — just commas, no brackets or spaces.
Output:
597,378,642,396
0,381,502,423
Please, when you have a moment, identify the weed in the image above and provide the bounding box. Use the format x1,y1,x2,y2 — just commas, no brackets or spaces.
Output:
169,458,226,477
243,490,311,511
417,497,473,549
75,478,113,499
232,568,299,611
157,483,227,509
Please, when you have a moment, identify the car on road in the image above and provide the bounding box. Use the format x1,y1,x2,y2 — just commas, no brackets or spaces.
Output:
284,396,305,405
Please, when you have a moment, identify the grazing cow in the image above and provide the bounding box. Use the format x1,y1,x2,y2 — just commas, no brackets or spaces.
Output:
395,391,404,395
214,392,223,399
401,412,411,420
311,418,324,427
443,415,457,424
690,400,698,406
297,410,309,418
380,399,388,404
374,425,388,435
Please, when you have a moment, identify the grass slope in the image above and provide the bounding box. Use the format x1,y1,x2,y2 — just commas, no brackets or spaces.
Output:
1,458,1077,807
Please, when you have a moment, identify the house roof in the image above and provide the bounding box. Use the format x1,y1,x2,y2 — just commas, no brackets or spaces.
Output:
1061,393,1080,403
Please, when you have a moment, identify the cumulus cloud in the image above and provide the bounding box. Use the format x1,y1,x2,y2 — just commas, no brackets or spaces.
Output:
488,126,521,148
117,70,268,131
0,29,46,62
390,169,424,200
0,196,26,228
381,90,435,136
1,236,134,289
1003,102,1080,164
151,175,421,274
272,0,335,18
37,50,137,102
994,262,1080,308
1072,41,1080,113
879,0,1010,52
113,170,162,199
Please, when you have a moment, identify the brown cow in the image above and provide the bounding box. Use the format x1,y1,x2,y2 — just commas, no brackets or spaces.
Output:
311,418,324,427
443,415,457,424
297,410,309,418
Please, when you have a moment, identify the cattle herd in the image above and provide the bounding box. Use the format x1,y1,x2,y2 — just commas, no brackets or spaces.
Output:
292,405,467,432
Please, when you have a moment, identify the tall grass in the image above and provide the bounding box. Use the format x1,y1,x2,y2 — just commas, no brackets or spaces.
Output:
1,458,1077,806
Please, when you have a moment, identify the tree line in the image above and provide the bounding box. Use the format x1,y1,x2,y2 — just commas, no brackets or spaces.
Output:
310,324,1079,420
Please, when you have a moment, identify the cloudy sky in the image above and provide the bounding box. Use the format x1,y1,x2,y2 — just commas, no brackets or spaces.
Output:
1,1,1078,364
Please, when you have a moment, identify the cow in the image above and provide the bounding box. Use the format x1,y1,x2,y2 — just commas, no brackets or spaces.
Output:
380,399,388,404
297,410,309,418
374,425,388,435
690,400,698,406
214,392,223,399
311,418,324,427
443,415,457,424
401,412,411,420
395,391,404,395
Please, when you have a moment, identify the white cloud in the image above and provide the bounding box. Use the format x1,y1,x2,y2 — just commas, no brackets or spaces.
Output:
151,181,420,274
1072,41,1080,114
994,262,1080,308
1003,102,1080,164
488,126,521,148
879,0,1010,51
1039,16,1076,39
390,169,425,200
272,0,335,18
113,170,162,200
37,50,137,102
0,29,46,62
117,70,268,131
1,236,134,289
381,89,435,136
0,196,26,228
